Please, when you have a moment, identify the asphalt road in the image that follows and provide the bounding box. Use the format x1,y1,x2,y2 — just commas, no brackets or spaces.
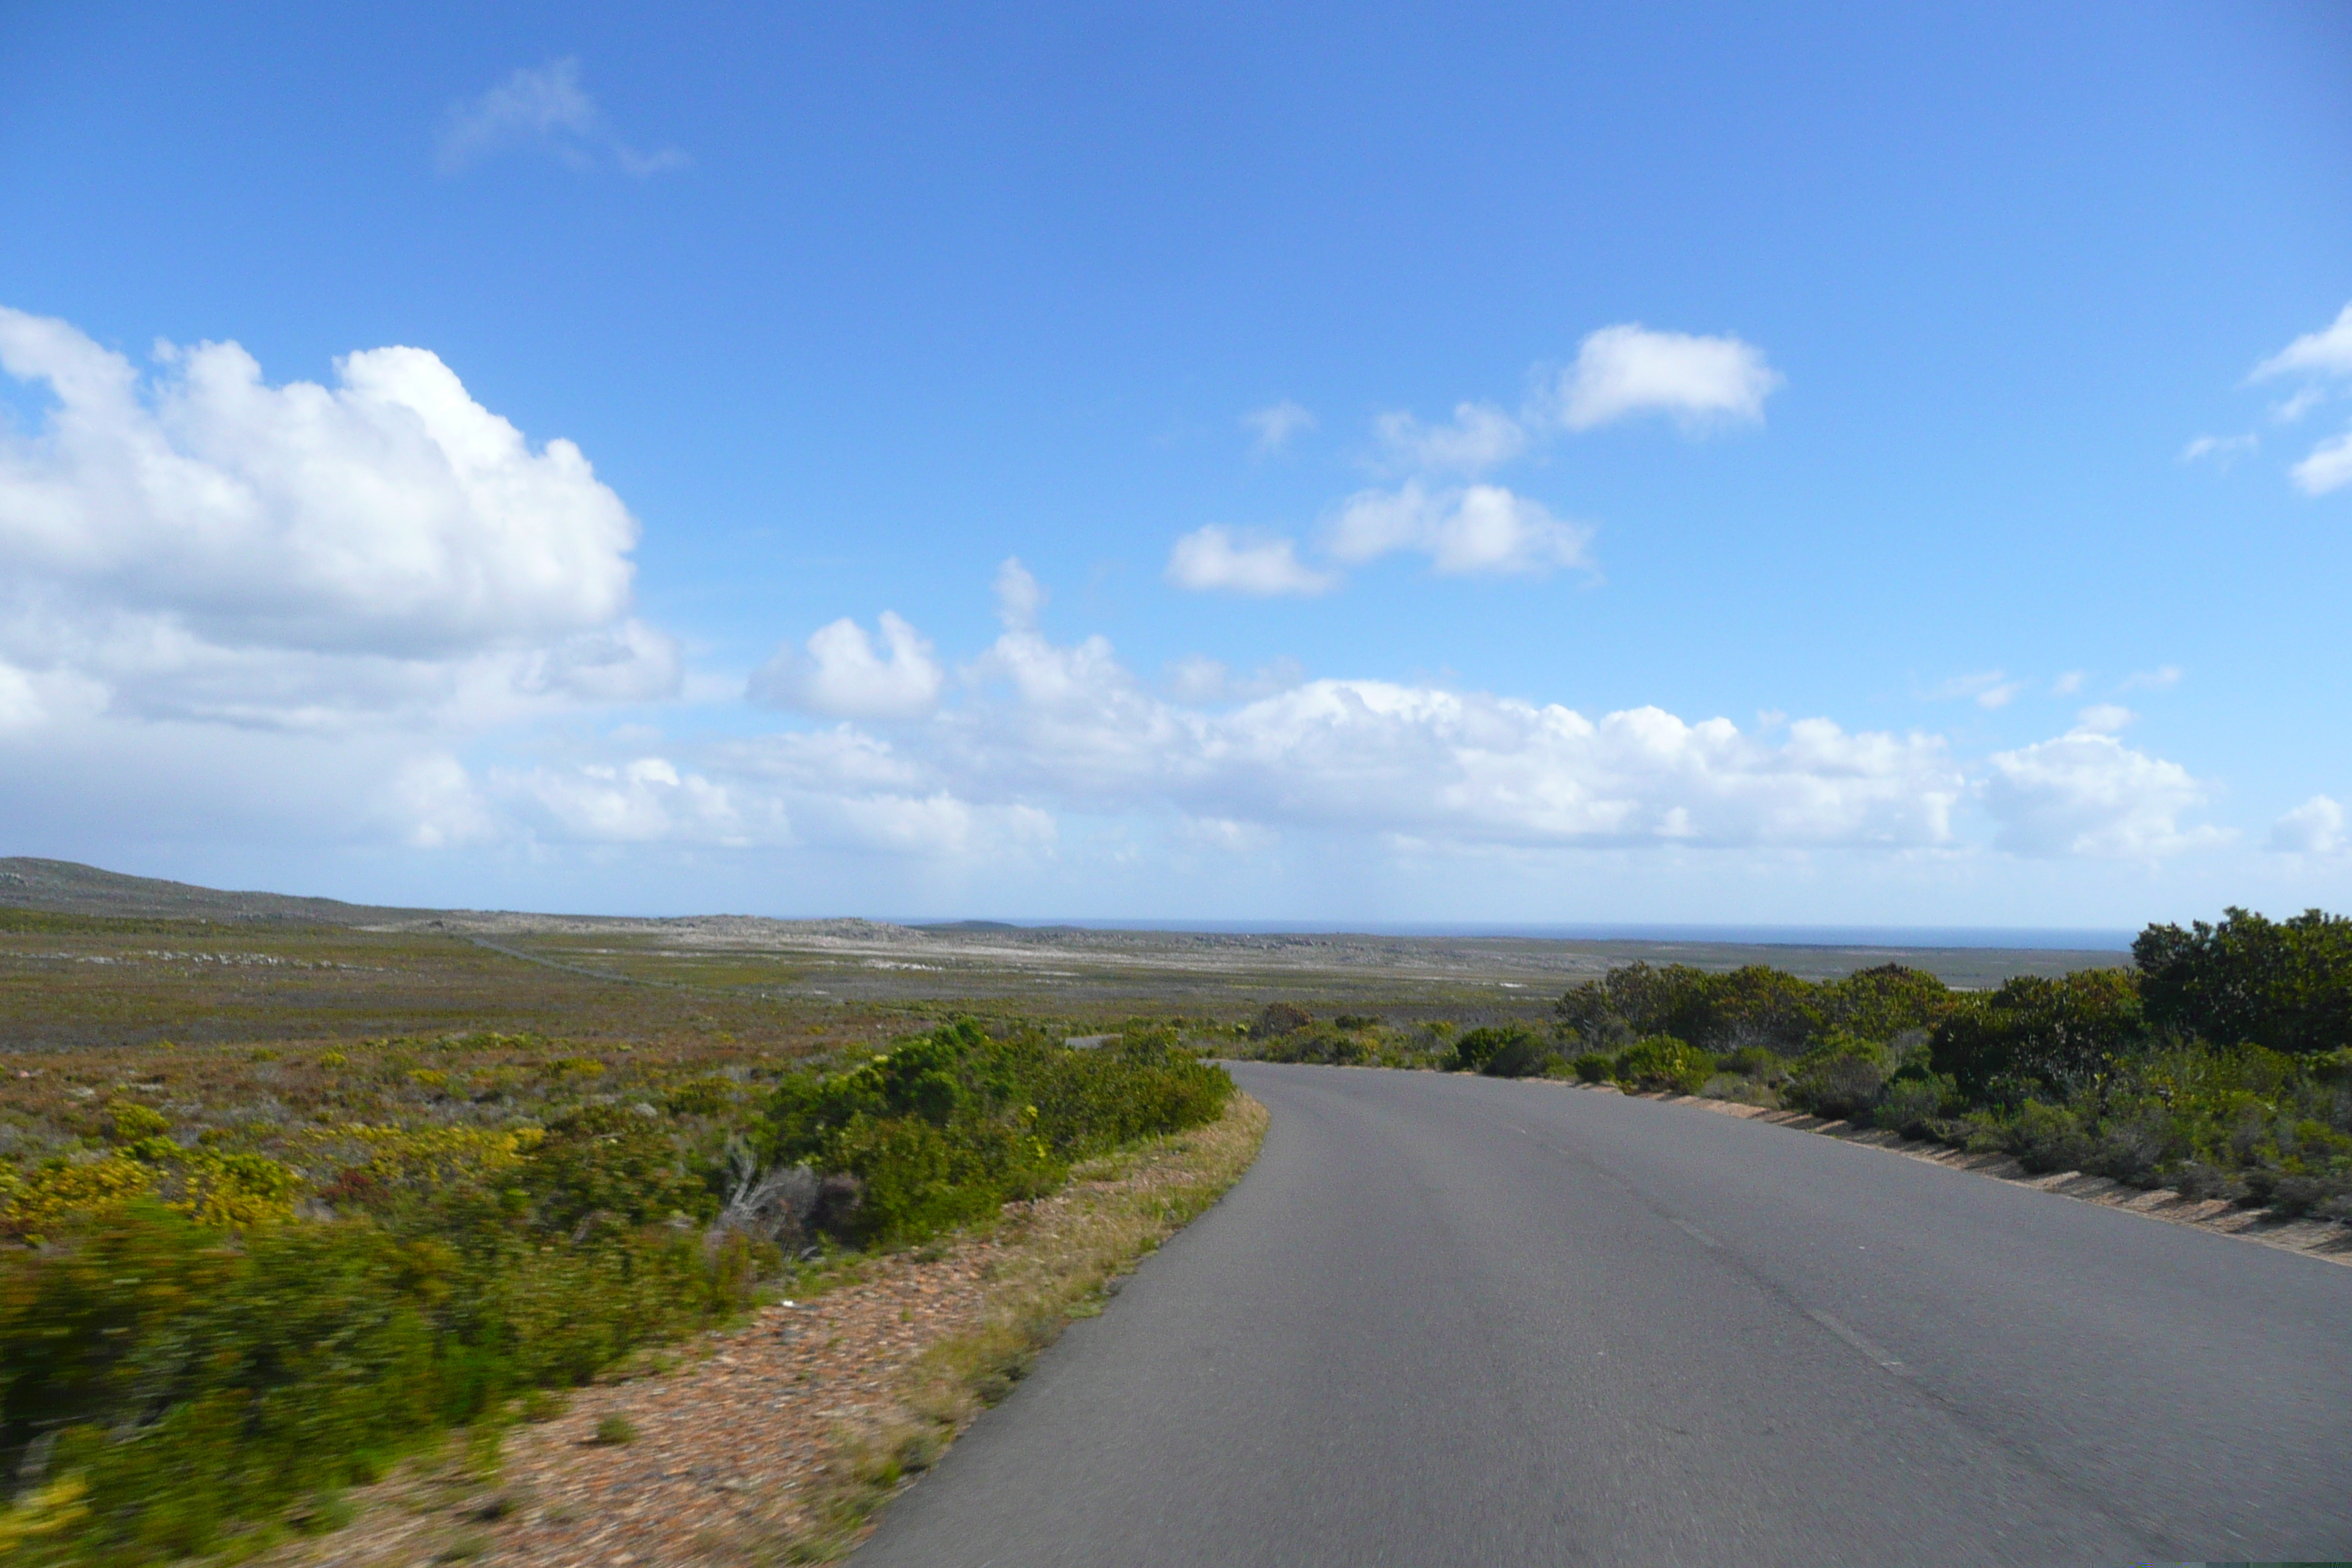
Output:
854,1063,2352,1566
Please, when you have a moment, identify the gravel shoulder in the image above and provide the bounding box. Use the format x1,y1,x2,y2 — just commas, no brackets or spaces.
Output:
249,1093,1268,1568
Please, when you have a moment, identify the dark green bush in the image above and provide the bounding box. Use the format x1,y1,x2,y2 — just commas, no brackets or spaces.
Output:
1784,1035,1891,1121
1870,1074,1953,1137
1246,1003,1313,1041
1449,1026,1552,1077
1930,969,2144,1103
1254,1027,1371,1066
1529,910,2352,1220
2135,906,2352,1058
2005,1101,2094,1175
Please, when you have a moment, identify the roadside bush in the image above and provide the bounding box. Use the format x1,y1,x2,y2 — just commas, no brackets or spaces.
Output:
762,1019,1232,1248
1246,1003,1313,1041
1570,1052,1613,1084
1930,969,2144,1104
1450,1026,1554,1077
2134,905,2352,1058
1254,1026,1372,1066
0,1200,764,1566
1869,1074,1953,1138
522,1105,713,1235
1783,1035,1891,1122
1611,1037,1714,1096
2005,1100,2094,1175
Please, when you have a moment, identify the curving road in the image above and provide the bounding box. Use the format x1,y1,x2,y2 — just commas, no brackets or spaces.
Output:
853,1063,2352,1566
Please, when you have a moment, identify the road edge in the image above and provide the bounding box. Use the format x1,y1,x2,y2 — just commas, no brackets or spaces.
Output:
1545,1077,2352,1267
795,1089,1273,1561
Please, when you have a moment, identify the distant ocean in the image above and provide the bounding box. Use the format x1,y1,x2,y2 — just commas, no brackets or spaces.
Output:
908,919,2137,951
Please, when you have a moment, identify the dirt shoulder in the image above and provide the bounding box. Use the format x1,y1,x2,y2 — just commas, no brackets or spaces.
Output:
252,1092,1270,1568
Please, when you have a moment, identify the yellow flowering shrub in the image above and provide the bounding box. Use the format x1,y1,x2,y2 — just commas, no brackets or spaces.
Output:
1,1156,157,1241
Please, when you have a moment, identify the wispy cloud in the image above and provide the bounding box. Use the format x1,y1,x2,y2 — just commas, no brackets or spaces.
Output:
2252,304,2352,381
1179,320,1771,598
1242,399,1316,456
437,59,687,178
2290,429,2352,497
2271,386,2325,424
2179,432,2257,468
2119,665,2183,693
1373,402,1526,473
1926,670,2024,709
2250,303,2352,497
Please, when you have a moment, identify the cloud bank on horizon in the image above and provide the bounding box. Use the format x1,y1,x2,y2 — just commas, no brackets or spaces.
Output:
4,301,2333,919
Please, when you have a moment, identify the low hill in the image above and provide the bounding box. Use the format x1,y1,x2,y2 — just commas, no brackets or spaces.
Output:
0,856,433,927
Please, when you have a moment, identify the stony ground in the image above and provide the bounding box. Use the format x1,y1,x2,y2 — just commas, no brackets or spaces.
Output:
253,1096,1270,1568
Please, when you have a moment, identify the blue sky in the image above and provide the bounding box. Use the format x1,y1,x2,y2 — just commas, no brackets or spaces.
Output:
1,1,2349,927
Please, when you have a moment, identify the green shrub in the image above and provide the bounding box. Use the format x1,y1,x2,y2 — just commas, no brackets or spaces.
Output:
104,1103,172,1145
591,1415,636,1446
2005,1100,2093,1174
0,1196,766,1562
762,1020,1232,1249
1254,1027,1371,1066
1930,969,2144,1103
1870,1074,1952,1137
1611,1037,1714,1096
2135,906,2352,1058
1246,1003,1313,1041
1714,1046,1787,1084
1784,1035,1891,1121
1449,1026,1553,1077
521,1105,713,1234
1570,1052,1613,1084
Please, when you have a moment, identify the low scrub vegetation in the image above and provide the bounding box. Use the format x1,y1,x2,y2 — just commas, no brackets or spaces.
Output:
1223,908,2352,1225
0,1018,1232,1564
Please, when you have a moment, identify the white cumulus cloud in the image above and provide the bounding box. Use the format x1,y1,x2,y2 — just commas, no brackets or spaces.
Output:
0,308,638,659
747,612,945,720
1980,728,2222,859
2269,795,2346,855
1329,481,1594,576
1164,527,1336,596
0,305,673,740
1552,324,1782,431
0,305,702,864
505,756,771,845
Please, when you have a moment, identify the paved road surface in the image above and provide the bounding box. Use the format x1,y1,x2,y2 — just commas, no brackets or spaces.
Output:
854,1063,2352,1566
